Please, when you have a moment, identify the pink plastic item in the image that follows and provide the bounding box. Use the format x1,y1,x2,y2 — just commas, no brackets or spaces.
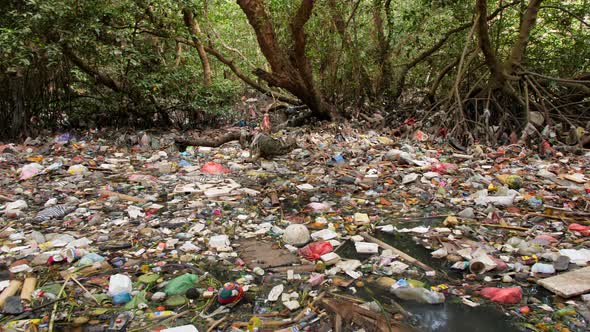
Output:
430,162,457,175
201,162,231,174
20,163,43,180
298,241,334,261
480,287,522,304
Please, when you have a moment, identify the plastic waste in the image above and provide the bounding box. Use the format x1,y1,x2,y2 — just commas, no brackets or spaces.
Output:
147,311,177,319
20,163,43,180
55,133,72,143
298,241,334,261
430,162,457,174
108,274,133,297
391,287,445,304
474,189,518,206
161,325,199,332
112,292,132,305
332,154,345,164
77,253,105,266
267,284,284,302
531,263,555,274
527,197,543,209
480,287,522,304
218,281,244,304
201,162,230,174
63,248,87,263
283,224,310,246
67,164,88,175
34,204,74,222
5,200,28,212
165,274,198,295
568,223,590,236
559,248,590,264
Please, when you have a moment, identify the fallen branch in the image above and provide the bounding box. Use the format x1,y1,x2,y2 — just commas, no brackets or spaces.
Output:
175,131,243,148
463,222,529,232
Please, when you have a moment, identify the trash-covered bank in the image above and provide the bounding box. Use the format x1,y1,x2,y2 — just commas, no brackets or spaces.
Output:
1,126,589,332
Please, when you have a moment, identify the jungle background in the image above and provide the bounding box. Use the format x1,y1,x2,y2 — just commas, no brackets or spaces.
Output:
1,0,588,145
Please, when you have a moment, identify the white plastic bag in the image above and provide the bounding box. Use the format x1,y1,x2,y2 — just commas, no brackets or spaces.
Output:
108,274,132,296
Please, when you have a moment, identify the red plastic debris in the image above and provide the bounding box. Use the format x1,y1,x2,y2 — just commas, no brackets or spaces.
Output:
201,162,231,174
298,241,334,261
430,162,457,175
480,287,522,304
403,118,417,126
568,223,590,236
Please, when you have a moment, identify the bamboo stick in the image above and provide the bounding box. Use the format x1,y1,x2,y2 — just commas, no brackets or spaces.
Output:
0,280,23,308
20,277,37,302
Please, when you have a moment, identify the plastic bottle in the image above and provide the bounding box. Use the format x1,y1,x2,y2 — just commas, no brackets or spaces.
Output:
146,310,176,319
391,287,445,304
112,292,132,305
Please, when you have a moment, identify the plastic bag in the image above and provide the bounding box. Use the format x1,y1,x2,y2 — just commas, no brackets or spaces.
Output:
67,164,88,175
108,274,132,296
201,162,230,174
298,241,333,261
20,163,44,180
35,204,74,222
124,290,147,310
430,162,457,175
568,223,590,236
480,287,522,304
391,287,445,304
164,274,198,295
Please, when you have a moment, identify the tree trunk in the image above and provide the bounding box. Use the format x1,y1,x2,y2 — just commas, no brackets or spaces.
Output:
475,0,507,88
183,8,212,87
372,0,392,96
236,0,336,120
507,0,543,74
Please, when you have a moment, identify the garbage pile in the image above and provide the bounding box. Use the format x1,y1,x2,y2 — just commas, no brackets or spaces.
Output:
0,127,589,332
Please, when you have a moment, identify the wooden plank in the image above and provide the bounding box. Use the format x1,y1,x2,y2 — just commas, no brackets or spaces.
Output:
237,238,299,269
537,266,590,298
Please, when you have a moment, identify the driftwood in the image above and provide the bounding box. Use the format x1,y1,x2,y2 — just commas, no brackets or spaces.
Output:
175,131,296,161
175,131,244,148
361,233,435,272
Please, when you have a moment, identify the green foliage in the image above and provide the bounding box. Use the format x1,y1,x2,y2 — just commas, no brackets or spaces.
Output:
0,0,588,135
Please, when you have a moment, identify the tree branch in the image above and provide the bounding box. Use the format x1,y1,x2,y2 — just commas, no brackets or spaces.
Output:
137,28,300,104
508,0,544,73
475,0,507,86
289,0,315,90
392,0,520,100
541,5,590,28
182,8,212,86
